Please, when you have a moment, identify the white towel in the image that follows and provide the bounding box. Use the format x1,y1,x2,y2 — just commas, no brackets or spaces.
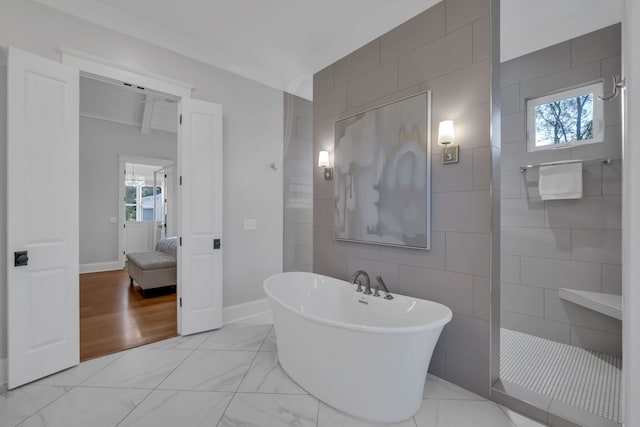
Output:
538,162,583,200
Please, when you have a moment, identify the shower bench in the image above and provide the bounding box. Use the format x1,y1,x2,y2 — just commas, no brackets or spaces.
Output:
558,288,622,320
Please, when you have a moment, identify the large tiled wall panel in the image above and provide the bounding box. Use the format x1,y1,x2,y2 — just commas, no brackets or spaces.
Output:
313,0,493,396
283,93,313,272
500,24,622,357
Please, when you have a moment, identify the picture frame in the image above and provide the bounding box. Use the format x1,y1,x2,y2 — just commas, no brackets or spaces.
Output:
333,91,431,249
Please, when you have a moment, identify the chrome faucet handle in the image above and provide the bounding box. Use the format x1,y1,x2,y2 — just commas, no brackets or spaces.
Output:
351,270,370,293
375,276,394,300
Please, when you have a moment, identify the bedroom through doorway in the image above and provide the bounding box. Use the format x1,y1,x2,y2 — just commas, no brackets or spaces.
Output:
78,75,179,361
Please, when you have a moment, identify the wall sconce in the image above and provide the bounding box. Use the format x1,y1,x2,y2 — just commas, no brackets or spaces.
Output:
318,150,333,180
437,120,459,164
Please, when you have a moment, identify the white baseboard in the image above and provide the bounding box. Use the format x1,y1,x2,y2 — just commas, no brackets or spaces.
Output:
0,358,7,392
80,261,124,274
223,298,271,325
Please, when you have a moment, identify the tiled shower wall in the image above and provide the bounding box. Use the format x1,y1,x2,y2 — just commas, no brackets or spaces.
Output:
313,0,494,396
283,93,313,272
500,24,622,357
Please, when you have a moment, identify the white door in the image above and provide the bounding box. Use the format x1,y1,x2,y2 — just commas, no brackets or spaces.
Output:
7,47,79,388
153,170,165,245
124,222,155,254
179,99,223,335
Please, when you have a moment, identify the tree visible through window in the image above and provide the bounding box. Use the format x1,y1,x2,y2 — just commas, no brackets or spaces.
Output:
527,82,604,152
125,186,137,221
534,94,593,145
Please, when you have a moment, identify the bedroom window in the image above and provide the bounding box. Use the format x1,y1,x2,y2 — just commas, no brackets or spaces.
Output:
124,162,164,222
526,81,605,151
125,185,163,222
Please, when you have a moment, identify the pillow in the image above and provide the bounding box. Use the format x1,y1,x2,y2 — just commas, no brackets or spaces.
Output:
156,236,177,257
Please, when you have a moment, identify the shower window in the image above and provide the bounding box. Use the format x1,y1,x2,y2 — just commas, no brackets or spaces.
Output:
526,81,604,151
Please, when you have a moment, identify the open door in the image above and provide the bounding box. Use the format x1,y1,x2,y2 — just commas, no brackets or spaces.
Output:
179,99,223,335
7,47,80,388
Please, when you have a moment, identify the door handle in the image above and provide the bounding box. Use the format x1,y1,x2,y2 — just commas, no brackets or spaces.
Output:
213,239,221,250
14,251,28,267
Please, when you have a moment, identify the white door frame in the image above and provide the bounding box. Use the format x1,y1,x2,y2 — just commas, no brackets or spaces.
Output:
61,47,195,335
117,155,175,268
622,3,640,425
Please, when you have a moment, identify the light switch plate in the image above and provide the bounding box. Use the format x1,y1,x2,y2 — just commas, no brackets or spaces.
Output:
243,219,257,230
109,217,118,224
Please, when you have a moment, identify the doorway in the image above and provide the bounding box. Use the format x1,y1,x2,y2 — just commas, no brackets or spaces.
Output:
7,46,223,389
78,76,180,360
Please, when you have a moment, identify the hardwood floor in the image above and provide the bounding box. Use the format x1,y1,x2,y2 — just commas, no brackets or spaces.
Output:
80,269,177,361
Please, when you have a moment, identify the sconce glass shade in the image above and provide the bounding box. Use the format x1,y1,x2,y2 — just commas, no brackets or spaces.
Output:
437,120,455,145
318,150,330,168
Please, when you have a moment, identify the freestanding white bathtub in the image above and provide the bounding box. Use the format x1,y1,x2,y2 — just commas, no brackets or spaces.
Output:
263,272,452,423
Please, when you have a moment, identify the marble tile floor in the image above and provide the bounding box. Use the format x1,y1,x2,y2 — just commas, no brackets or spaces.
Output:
0,313,547,427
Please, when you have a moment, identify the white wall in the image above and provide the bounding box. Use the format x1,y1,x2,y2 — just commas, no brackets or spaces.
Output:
0,0,284,361
501,0,624,62
79,117,176,266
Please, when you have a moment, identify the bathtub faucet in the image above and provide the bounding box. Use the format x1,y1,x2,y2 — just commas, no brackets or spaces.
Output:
374,276,394,300
351,270,372,295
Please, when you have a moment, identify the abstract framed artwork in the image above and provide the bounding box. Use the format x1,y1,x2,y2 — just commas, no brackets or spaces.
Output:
334,91,431,249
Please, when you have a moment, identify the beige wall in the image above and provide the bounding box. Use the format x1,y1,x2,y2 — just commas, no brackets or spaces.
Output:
312,0,494,396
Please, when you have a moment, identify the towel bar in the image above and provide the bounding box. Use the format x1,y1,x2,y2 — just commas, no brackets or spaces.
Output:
519,157,612,173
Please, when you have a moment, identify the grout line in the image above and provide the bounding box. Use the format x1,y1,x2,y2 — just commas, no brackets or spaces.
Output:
76,352,129,386
114,388,155,427
68,384,157,390
230,328,271,394
258,325,275,352
221,390,309,396
148,338,209,393
11,385,71,427
496,403,523,427
216,392,236,427
215,327,272,427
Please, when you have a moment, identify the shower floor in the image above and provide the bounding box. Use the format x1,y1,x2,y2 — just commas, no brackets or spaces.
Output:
501,328,622,424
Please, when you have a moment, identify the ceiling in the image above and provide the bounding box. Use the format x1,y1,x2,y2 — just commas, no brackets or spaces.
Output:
80,77,178,133
36,0,622,100
34,0,440,99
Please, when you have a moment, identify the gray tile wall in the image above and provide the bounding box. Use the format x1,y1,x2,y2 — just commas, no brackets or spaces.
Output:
283,93,313,272
313,0,494,397
500,24,622,357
